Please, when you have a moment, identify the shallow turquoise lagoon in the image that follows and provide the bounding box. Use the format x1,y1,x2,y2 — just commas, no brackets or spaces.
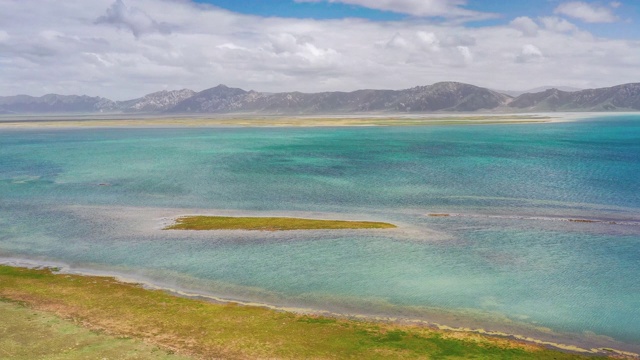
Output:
1,116,639,351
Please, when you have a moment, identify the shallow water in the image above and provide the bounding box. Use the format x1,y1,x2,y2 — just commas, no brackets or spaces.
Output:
1,116,639,352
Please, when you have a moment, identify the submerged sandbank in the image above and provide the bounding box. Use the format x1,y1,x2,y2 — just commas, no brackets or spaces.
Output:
427,213,640,226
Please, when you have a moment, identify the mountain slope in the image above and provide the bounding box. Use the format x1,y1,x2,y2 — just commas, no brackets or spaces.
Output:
168,85,248,113
166,81,510,114
509,83,640,111
392,82,510,112
498,86,582,97
1,82,639,114
117,89,195,112
0,94,116,113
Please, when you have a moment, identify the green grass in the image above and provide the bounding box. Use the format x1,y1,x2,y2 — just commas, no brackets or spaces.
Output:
164,216,397,231
0,265,610,359
0,300,187,360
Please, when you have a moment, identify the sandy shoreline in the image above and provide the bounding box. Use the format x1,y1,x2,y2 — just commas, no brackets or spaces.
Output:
2,111,635,129
0,113,574,128
0,256,637,358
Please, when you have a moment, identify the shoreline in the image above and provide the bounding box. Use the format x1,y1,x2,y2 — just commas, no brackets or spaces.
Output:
1,257,637,359
0,113,571,128
3,110,636,129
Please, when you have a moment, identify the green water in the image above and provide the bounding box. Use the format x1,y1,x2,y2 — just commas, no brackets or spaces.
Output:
1,116,639,351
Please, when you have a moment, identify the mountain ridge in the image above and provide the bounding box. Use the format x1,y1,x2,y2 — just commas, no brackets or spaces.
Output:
1,82,639,114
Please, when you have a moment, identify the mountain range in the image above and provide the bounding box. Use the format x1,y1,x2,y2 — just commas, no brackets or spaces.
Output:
1,82,639,114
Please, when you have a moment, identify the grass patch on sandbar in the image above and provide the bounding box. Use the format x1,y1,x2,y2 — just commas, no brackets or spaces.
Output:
164,216,397,231
0,265,608,360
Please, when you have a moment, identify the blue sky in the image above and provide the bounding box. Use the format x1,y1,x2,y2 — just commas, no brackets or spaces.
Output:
195,0,639,37
1,0,639,98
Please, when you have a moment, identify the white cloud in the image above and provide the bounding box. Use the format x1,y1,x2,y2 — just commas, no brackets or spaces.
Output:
516,44,544,63
386,33,411,49
0,31,9,43
456,46,473,65
267,34,341,66
554,1,618,23
510,16,539,37
416,31,441,52
540,16,579,33
441,34,475,47
295,0,495,21
95,0,173,37
0,0,638,99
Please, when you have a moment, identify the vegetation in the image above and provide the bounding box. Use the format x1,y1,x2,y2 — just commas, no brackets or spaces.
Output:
0,300,186,360
164,216,397,231
0,265,611,359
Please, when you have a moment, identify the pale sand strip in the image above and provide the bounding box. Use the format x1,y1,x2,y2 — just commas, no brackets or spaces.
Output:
0,114,564,128
2,110,632,129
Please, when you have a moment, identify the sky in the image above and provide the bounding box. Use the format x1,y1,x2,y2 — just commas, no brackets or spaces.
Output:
0,0,639,100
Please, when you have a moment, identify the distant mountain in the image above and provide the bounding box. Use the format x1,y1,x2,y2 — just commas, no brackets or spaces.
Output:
393,82,509,112
0,94,115,113
117,89,195,112
166,82,510,114
168,85,249,113
508,83,640,111
1,82,639,114
498,86,582,97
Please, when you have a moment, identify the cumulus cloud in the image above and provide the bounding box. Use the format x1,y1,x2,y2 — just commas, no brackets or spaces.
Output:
540,16,579,33
267,33,341,69
382,31,468,55
0,0,639,99
516,44,544,63
510,17,539,37
295,0,495,21
386,33,412,49
96,0,173,37
456,46,473,65
554,1,618,23
416,31,441,52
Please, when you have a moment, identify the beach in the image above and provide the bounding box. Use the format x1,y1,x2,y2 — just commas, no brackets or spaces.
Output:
0,113,564,128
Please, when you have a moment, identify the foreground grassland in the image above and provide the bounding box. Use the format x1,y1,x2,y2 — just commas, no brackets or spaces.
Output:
0,115,554,128
0,266,610,360
0,301,186,360
164,216,397,231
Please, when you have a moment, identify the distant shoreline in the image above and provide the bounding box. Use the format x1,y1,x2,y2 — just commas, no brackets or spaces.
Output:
3,111,635,129
0,113,571,128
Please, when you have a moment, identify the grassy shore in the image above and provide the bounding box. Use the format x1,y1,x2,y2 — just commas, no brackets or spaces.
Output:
0,301,187,360
0,265,613,359
164,216,397,231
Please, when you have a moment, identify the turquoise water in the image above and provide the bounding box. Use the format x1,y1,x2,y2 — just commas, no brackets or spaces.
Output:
1,116,639,351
